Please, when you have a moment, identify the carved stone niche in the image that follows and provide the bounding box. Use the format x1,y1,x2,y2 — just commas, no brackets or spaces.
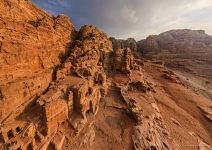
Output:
42,99,68,135
95,72,106,86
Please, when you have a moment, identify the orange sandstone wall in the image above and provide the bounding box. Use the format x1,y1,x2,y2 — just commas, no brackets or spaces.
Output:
0,0,75,121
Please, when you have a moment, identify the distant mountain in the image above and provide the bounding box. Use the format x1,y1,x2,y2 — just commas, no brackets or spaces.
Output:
137,29,212,80
137,29,212,59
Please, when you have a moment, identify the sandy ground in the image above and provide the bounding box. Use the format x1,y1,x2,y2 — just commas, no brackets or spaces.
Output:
144,62,212,150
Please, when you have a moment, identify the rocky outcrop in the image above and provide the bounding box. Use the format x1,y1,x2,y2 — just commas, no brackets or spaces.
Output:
199,106,212,122
1,1,212,150
0,3,144,146
137,29,212,85
118,77,171,150
137,29,212,59
0,18,115,148
109,37,142,74
0,14,146,148
161,70,181,84
110,37,137,52
0,0,75,122
132,116,170,150
68,25,112,77
113,48,138,73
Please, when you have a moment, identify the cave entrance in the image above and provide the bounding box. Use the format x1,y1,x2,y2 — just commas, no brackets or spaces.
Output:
7,130,14,140
0,133,4,143
26,142,33,150
16,127,21,133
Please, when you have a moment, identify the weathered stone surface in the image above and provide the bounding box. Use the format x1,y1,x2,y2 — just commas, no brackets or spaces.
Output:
199,106,212,122
113,48,141,73
0,19,142,148
118,76,171,150
161,70,181,84
0,1,212,150
0,0,75,122
132,116,171,150
49,132,65,150
110,37,137,51
137,29,212,82
137,29,212,59
128,81,152,93
43,99,68,135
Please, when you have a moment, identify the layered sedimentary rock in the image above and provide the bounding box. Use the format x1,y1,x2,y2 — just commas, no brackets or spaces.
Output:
110,37,137,51
137,29,212,81
0,0,75,122
110,37,142,73
0,5,147,147
118,77,171,150
137,29,212,58
113,48,140,73
1,1,212,150
0,2,144,146
137,29,212,100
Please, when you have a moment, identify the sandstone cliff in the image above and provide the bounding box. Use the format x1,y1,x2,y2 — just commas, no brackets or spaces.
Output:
0,0,75,121
137,30,212,73
137,29,212,98
137,29,212,59
0,1,212,150
110,37,137,52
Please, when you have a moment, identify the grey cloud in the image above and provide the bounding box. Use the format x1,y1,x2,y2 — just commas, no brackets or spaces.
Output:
32,0,212,40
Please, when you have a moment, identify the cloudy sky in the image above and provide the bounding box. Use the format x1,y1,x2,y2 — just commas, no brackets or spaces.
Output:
32,0,212,40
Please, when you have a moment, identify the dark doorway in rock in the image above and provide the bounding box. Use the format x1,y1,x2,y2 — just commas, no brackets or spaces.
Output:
16,127,21,133
0,133,4,143
7,130,14,139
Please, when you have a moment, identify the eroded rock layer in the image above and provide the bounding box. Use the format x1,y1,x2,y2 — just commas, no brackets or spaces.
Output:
0,0,75,121
137,29,212,99
137,29,212,80
0,1,212,150
110,37,137,52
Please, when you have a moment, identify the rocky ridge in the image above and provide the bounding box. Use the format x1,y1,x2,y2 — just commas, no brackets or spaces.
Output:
0,0,75,121
0,1,212,150
137,29,212,99
137,29,212,79
137,29,212,59
110,37,137,52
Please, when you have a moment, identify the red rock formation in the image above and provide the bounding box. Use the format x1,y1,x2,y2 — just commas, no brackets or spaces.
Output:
0,0,75,122
137,29,212,81
0,1,212,150
110,37,137,52
137,29,212,58
138,29,212,99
